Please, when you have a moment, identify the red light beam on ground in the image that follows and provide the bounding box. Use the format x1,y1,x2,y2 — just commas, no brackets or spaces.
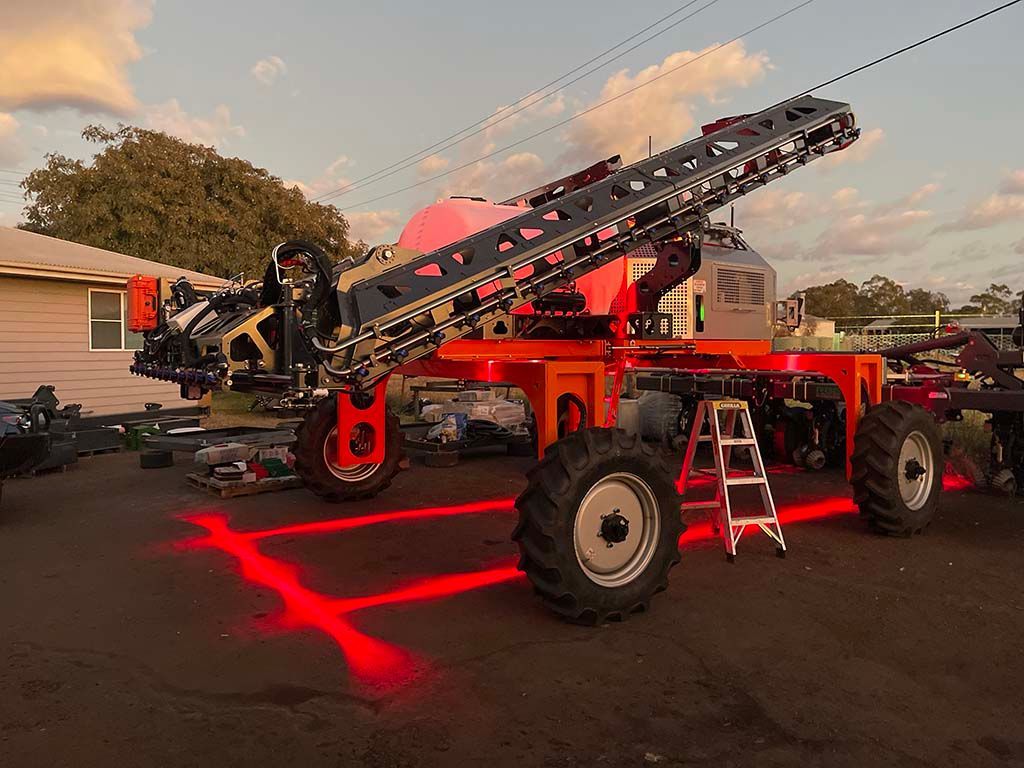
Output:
182,512,416,688
244,497,517,541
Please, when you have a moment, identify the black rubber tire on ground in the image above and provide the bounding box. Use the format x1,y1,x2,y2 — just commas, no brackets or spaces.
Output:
513,427,685,624
293,398,403,502
139,450,174,469
851,400,943,536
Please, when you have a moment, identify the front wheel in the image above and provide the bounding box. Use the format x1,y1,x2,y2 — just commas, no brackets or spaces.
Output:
513,428,684,624
852,401,942,536
293,398,403,502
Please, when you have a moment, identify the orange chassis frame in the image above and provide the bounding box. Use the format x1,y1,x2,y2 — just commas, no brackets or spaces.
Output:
338,338,884,479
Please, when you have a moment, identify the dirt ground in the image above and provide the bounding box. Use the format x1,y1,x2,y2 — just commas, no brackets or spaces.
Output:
2,448,1024,767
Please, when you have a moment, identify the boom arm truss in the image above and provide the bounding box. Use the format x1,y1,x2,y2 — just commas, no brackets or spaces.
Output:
315,95,859,388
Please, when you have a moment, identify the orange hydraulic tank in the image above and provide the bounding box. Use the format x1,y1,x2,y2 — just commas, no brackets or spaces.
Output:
127,274,159,332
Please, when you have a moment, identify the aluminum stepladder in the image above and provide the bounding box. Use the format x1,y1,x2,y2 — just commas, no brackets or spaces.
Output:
678,399,786,561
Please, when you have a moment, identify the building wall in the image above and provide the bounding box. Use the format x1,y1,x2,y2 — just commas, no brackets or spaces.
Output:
0,275,188,417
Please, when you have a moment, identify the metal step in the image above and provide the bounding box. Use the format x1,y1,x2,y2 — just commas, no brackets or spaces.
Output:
729,515,779,526
720,437,757,446
725,476,767,486
680,500,720,511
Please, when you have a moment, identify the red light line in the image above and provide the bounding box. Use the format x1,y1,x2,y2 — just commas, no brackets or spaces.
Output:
328,565,522,614
243,497,518,541
182,512,416,686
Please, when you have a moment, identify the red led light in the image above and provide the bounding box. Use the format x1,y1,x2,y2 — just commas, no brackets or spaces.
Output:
176,487,897,689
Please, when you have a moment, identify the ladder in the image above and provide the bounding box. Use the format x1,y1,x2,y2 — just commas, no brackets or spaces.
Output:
678,399,786,561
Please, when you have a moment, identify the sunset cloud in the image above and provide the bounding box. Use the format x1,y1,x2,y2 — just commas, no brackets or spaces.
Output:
562,41,770,165
251,56,287,86
143,99,245,148
0,113,24,167
345,209,404,244
0,0,152,115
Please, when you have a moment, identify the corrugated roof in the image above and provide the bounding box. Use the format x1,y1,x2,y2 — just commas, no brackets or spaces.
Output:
0,226,224,288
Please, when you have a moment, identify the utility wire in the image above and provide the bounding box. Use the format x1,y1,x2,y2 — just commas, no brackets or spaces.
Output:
342,0,1021,212
312,0,725,202
341,0,816,211
791,0,1022,97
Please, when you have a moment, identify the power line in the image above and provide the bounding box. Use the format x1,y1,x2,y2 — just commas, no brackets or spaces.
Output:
313,0,726,202
341,0,816,211
791,0,1022,96
342,0,1021,213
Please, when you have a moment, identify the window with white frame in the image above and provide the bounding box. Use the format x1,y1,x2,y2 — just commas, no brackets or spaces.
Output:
89,289,144,351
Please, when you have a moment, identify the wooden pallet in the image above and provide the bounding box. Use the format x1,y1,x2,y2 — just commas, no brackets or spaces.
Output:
186,472,303,499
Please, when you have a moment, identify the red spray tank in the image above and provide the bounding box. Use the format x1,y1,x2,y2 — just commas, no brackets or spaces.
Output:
398,196,626,315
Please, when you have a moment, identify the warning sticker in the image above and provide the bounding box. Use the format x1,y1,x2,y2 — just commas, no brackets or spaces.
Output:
692,279,707,294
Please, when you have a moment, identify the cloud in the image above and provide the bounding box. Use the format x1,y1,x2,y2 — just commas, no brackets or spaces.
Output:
936,170,1024,232
905,182,941,206
813,208,932,258
734,189,811,233
143,99,245,148
1014,238,1024,256
0,113,25,166
999,169,1024,195
561,41,770,165
936,193,1024,232
434,151,546,202
416,154,450,178
817,127,884,171
251,56,287,86
344,209,404,243
0,0,152,115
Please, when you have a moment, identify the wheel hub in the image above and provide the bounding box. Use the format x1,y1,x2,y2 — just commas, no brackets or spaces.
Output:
904,458,927,482
598,510,630,546
897,430,934,511
574,472,661,587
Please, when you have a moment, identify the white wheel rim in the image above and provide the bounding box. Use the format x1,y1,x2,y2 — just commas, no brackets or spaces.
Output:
323,425,380,482
898,430,934,511
574,472,661,588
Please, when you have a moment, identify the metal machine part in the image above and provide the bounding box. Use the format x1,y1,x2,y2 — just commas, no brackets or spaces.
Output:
315,95,857,385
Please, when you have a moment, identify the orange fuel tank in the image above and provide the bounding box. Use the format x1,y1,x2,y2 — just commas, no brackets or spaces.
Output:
127,274,159,332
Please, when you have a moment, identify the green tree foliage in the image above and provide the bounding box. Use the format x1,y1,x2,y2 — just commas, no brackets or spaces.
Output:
800,275,949,318
18,125,361,279
962,283,1020,315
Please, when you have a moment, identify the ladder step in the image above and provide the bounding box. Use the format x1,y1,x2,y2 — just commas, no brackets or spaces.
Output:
725,476,767,486
719,438,757,446
681,501,720,510
730,515,779,526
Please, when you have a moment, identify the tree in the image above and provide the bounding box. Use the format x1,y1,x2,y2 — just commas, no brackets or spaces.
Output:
905,287,950,314
18,125,361,279
858,274,911,316
963,283,1017,315
801,278,861,318
798,275,950,319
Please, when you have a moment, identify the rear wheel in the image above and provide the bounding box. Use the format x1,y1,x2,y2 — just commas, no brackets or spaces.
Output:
293,398,403,502
852,401,942,536
513,428,684,624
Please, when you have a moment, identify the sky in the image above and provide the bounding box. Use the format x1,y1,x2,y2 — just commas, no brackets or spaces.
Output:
1,0,1022,304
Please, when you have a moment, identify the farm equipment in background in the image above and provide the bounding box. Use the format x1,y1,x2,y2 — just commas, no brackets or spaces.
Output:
124,91,1024,622
0,390,54,506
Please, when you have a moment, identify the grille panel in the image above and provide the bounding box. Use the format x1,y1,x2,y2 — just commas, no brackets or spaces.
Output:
714,265,766,309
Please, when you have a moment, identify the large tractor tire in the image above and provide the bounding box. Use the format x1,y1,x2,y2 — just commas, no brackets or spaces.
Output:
293,398,403,502
513,428,684,624
852,400,943,536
